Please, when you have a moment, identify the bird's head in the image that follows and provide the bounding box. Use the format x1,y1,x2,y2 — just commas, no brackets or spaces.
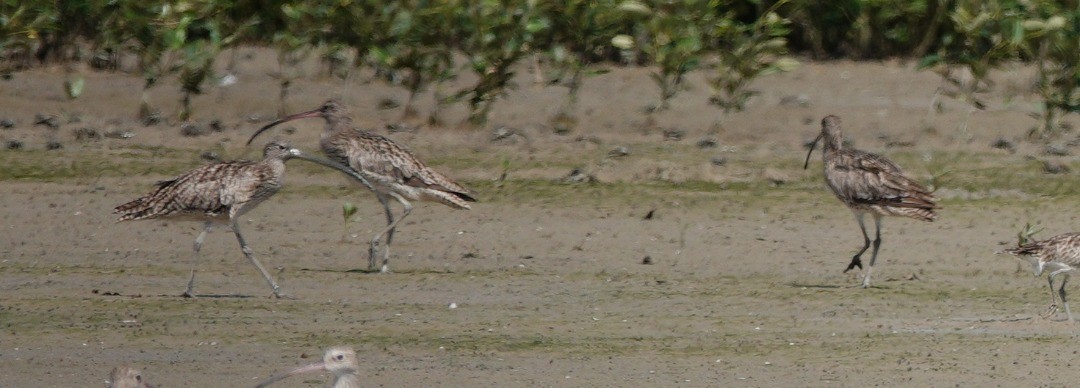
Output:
246,100,349,146
804,115,844,169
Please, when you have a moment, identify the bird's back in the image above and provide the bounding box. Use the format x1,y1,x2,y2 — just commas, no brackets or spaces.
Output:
322,129,475,207
115,160,278,221
824,148,938,221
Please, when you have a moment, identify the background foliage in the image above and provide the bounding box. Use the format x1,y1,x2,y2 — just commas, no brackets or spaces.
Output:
0,0,1076,134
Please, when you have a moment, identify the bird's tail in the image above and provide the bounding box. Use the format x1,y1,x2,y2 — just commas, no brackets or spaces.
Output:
425,190,475,210
896,206,938,222
114,179,176,221
997,243,1040,257
113,197,156,221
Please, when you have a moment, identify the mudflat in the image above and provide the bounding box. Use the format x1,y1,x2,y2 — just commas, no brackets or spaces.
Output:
2,50,1079,386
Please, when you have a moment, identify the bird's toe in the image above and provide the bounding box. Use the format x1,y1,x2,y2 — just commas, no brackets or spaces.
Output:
843,259,863,273
1041,304,1059,319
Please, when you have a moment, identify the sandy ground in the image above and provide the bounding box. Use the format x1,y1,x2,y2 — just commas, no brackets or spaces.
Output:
3,49,1080,386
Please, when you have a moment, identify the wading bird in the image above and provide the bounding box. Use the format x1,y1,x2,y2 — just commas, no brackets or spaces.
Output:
804,115,939,287
114,141,374,298
246,100,475,273
257,346,359,388
1001,232,1080,322
109,365,153,388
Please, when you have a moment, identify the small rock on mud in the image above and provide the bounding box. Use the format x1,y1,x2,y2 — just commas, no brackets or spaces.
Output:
181,122,208,137
33,114,60,129
563,168,596,184
608,146,630,158
1044,143,1070,156
990,137,1015,153
663,129,684,141
1042,160,1070,174
200,151,221,162
73,127,101,141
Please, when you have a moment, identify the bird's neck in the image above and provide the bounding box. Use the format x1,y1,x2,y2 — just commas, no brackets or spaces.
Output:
325,115,353,133
322,116,355,146
822,136,843,154
333,373,361,388
264,158,287,179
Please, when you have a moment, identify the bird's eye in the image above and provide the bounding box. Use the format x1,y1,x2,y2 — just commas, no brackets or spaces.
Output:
135,375,142,382
336,354,344,360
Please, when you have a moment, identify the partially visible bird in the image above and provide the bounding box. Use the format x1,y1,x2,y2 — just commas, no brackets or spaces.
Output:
109,365,153,388
246,99,476,273
1000,232,1080,322
257,346,360,388
114,141,374,298
804,115,940,287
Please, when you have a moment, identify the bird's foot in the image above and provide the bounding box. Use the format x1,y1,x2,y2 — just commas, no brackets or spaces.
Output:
268,285,293,299
1041,304,1059,319
182,290,197,298
844,257,863,273
380,264,390,274
368,241,381,270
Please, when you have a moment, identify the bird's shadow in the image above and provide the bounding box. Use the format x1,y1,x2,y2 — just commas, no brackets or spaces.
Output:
299,267,450,275
91,290,259,299
91,291,263,300
300,267,381,274
787,282,891,290
953,315,1034,323
787,282,844,289
181,293,257,299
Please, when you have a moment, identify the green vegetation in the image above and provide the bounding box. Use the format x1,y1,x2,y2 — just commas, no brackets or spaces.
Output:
5,144,1080,205
0,1,1076,132
0,1,799,128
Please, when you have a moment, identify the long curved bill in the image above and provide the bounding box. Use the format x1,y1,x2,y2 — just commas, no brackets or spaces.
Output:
287,148,378,192
803,134,822,169
255,360,327,388
246,108,324,146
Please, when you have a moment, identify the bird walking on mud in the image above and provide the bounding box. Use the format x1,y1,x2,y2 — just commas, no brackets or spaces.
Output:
246,99,476,273
109,365,154,388
804,115,939,288
114,141,374,298
1000,232,1080,322
257,346,360,388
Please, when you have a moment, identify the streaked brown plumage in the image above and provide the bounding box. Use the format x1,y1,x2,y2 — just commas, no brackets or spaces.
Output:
257,346,360,388
1001,232,1080,322
804,115,940,287
109,365,153,388
246,99,476,273
115,141,374,298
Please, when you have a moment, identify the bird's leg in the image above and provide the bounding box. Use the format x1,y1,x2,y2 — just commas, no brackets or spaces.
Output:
368,192,395,271
382,195,396,248
846,213,871,273
230,219,285,298
1060,274,1073,322
184,222,213,298
371,192,412,273
1042,274,1059,319
860,215,884,288
385,198,412,272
